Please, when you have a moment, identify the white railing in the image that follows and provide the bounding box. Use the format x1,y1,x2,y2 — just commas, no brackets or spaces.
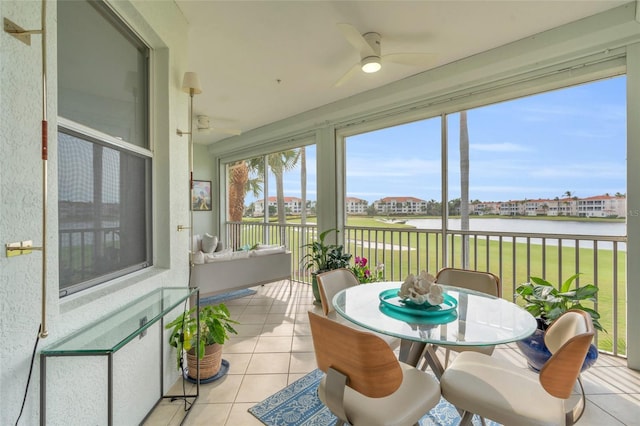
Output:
226,221,626,356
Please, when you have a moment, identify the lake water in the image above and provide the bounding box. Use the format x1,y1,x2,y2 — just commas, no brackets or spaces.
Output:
405,218,626,250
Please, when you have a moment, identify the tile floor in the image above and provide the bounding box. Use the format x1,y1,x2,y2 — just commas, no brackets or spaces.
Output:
144,280,640,426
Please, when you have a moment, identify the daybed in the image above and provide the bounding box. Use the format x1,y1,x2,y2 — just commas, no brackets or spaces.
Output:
189,234,292,298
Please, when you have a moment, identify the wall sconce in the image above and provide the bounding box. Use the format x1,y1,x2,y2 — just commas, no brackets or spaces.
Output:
176,72,202,266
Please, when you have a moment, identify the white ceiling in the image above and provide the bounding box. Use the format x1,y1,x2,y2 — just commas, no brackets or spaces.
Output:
175,0,627,145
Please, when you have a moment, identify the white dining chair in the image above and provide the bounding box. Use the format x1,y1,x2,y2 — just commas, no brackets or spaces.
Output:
316,268,400,349
308,311,441,426
420,267,501,371
440,309,595,426
316,268,360,316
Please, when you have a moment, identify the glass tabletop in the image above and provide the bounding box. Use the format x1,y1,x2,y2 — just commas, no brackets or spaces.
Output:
333,281,537,347
41,287,197,355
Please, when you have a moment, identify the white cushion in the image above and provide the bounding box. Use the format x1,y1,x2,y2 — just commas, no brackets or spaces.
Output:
203,248,232,262
256,243,280,250
192,234,202,252
250,246,286,256
230,250,250,259
192,250,205,265
440,351,566,426
201,233,218,253
318,362,440,426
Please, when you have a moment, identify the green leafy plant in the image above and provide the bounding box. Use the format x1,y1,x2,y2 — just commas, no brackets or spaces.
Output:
302,228,352,273
165,304,239,370
516,274,604,332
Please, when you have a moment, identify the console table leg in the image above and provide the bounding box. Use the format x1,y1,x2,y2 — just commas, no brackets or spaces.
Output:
40,354,46,426
108,353,113,426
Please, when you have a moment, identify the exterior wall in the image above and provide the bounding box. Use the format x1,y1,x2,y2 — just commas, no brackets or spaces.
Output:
345,197,368,214
0,1,190,425
373,197,427,214
254,196,305,215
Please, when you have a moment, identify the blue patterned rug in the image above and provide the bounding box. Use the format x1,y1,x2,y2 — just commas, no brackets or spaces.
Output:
249,369,500,426
199,288,256,306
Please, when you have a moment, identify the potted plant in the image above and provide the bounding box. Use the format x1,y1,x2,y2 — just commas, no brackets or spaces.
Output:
515,273,603,372
351,256,385,283
302,228,352,304
166,304,238,380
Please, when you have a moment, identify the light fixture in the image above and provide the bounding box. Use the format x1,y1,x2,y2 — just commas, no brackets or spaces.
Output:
181,71,202,95
361,56,381,73
176,71,202,267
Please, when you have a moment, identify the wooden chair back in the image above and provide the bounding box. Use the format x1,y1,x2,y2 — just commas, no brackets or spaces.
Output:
308,311,403,398
316,268,360,316
540,310,595,399
435,267,502,297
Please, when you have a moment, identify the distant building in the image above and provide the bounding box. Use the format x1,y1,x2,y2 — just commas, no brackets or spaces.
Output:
577,195,626,217
254,196,309,215
345,197,368,214
373,196,427,214
469,201,501,215
470,194,626,218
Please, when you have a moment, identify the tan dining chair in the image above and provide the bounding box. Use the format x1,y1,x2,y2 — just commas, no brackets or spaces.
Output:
421,267,502,371
440,309,595,426
308,311,441,426
316,268,400,349
316,268,360,316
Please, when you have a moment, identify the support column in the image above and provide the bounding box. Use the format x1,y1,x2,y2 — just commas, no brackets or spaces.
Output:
626,42,640,370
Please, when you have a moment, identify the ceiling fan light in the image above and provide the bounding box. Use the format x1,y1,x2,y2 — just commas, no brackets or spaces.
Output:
361,56,381,73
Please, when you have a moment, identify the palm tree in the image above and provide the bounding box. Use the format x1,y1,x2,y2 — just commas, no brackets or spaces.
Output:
227,158,264,248
269,149,301,225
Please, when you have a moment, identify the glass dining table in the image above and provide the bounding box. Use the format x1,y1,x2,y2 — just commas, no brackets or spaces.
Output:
332,281,537,378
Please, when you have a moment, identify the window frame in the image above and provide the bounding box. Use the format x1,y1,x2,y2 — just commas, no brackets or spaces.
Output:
57,0,152,297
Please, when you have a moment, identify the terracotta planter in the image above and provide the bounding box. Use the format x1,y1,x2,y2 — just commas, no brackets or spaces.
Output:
186,343,223,380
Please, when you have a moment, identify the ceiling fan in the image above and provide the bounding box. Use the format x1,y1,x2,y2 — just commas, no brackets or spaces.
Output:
335,23,437,87
196,115,242,136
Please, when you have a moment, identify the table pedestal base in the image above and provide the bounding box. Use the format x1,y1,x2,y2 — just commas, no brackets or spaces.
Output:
399,340,445,379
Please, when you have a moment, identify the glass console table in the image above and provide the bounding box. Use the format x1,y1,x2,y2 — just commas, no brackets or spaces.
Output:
40,287,200,426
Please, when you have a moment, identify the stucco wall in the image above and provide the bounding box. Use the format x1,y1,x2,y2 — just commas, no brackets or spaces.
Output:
0,1,191,424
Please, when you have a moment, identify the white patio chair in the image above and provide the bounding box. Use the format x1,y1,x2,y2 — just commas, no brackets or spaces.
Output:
440,309,595,426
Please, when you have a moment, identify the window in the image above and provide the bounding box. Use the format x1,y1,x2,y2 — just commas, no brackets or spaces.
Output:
225,144,315,248
58,0,151,296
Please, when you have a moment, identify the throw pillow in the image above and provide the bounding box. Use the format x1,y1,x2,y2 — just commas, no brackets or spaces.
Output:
201,233,218,253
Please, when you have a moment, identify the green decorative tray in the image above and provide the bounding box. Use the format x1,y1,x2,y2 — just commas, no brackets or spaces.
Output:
378,288,458,317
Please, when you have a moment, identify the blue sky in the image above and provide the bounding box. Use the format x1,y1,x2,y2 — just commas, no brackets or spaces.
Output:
256,75,626,205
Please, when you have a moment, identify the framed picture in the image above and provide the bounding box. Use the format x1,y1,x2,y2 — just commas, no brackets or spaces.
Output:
192,180,212,211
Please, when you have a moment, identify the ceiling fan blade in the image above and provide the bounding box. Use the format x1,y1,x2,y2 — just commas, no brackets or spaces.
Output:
334,62,361,87
383,52,437,66
337,23,375,56
196,115,241,135
197,126,242,136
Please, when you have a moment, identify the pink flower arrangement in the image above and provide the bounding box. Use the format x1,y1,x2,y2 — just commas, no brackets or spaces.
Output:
351,256,384,283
